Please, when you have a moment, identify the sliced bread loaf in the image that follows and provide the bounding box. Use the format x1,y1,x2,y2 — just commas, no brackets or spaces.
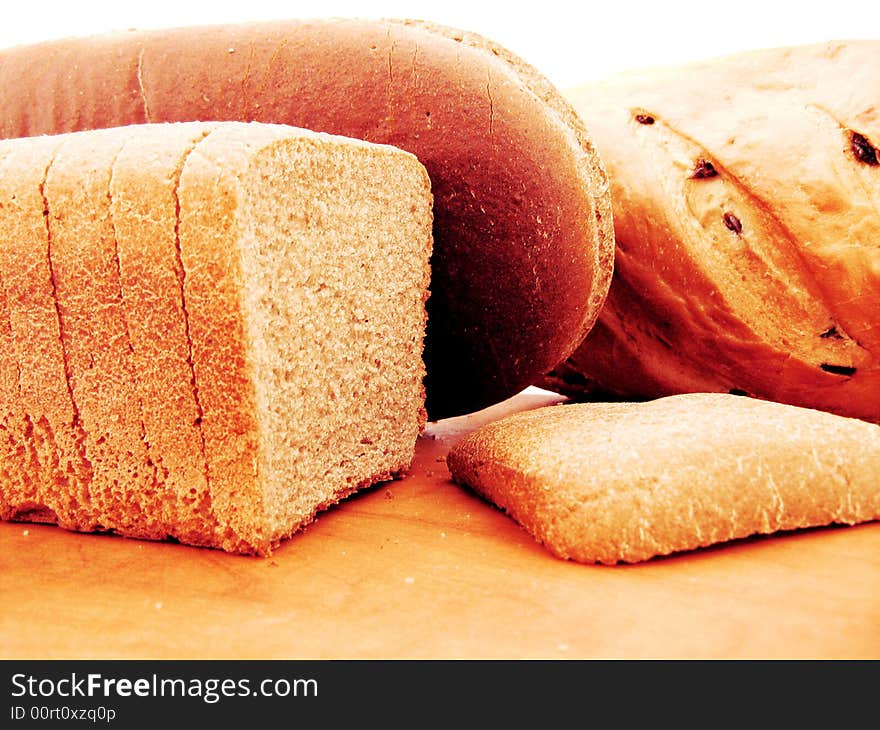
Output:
0,121,433,553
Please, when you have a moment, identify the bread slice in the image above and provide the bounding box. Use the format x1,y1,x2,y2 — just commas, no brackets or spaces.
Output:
447,394,880,564
0,134,95,530
45,126,163,537
109,122,221,546
0,143,24,518
0,122,432,554
0,264,43,523
176,123,432,552
0,142,36,521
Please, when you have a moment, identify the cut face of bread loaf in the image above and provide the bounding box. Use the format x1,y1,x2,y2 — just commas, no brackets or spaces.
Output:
548,41,880,422
447,394,880,564
0,19,614,418
0,121,433,554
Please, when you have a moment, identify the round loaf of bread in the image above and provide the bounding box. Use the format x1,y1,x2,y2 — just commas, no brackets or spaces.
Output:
547,41,880,423
0,19,614,419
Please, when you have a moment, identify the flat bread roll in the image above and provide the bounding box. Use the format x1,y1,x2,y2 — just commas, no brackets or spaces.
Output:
448,394,880,564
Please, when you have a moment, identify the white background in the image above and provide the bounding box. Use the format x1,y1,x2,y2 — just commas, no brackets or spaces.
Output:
2,0,879,90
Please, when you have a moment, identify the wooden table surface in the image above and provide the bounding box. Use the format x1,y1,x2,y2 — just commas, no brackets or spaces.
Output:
2,389,878,659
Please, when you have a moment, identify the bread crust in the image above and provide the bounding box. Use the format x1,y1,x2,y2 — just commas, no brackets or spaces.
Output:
447,394,880,564
109,122,222,546
45,127,165,536
551,41,880,422
0,18,614,418
0,142,38,522
0,134,95,529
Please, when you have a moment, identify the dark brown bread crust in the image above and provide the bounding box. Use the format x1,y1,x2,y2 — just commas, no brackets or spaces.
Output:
0,19,614,419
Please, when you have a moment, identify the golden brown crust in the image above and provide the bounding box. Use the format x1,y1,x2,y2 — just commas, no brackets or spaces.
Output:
0,164,35,520
176,124,275,551
395,20,614,358
0,19,614,418
109,122,222,546
0,134,94,530
45,127,164,537
447,394,880,564
551,41,880,422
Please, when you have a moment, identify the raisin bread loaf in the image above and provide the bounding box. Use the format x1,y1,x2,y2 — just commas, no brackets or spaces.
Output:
548,41,879,422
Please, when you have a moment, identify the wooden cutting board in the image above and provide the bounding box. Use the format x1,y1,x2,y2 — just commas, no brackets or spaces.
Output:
1,389,878,659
